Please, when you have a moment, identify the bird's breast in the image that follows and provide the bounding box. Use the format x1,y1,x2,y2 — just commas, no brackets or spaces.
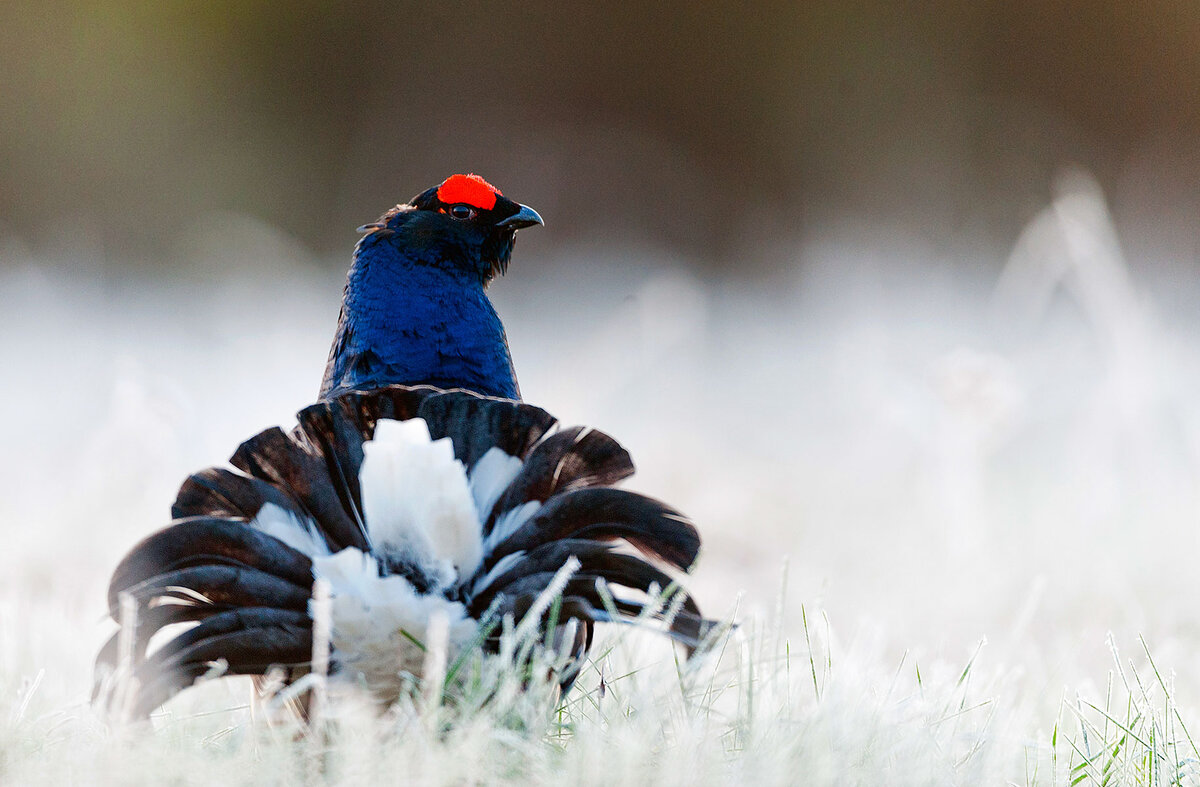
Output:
327,263,518,399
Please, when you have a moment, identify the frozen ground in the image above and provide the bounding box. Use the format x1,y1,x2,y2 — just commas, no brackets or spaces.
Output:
4,177,1200,783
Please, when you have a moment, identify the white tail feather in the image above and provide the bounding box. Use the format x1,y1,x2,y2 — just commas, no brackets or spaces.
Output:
311,547,475,700
484,500,541,554
468,447,524,521
250,502,330,557
359,418,483,587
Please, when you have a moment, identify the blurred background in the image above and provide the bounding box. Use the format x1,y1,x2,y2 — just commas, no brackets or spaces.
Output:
5,1,1200,715
4,1,1200,268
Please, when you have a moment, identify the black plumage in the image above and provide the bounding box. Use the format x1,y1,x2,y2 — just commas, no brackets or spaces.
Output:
96,385,713,718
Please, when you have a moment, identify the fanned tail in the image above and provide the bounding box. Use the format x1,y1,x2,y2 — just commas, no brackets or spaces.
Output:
96,385,715,718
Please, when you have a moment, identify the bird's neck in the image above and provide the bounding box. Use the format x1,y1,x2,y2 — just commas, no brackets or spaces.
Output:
320,242,519,400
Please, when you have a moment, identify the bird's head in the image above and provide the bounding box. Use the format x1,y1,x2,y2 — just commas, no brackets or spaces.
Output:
357,174,543,284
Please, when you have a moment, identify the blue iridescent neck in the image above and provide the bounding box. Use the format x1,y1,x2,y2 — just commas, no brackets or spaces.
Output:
320,233,520,400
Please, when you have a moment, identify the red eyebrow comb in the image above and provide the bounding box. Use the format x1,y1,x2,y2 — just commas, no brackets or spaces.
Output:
436,173,501,210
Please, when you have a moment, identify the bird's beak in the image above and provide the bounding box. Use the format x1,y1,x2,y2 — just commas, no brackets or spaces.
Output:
497,204,544,230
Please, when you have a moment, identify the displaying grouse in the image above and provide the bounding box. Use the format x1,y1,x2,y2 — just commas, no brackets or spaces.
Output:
96,175,711,718
321,173,542,400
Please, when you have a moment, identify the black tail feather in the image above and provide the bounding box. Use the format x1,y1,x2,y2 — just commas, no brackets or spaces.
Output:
486,488,701,571
230,427,368,553
172,467,304,522
471,539,699,618
417,390,557,469
606,597,716,652
483,590,710,656
484,427,634,534
325,385,437,432
94,601,231,678
473,538,716,659
117,564,311,618
121,608,312,719
293,396,377,531
107,517,313,612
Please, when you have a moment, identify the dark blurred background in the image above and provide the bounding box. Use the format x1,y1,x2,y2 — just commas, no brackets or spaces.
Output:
2,1,1198,273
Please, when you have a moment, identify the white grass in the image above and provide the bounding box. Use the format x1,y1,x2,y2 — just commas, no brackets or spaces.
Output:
5,176,1200,783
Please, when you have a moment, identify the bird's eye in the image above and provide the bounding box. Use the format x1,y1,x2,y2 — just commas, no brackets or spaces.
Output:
449,204,476,220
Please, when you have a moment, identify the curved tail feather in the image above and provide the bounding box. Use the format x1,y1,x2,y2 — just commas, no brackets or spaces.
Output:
96,385,715,718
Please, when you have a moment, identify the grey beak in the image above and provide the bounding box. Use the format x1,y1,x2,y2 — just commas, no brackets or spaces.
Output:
497,204,544,229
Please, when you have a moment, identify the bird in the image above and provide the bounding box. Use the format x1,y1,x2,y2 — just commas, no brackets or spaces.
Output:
321,173,542,401
96,174,712,719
